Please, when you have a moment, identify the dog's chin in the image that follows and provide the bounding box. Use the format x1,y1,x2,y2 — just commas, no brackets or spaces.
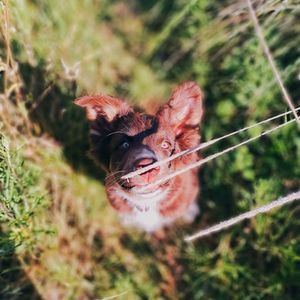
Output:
120,181,171,199
117,173,171,197
130,186,161,197
120,183,159,194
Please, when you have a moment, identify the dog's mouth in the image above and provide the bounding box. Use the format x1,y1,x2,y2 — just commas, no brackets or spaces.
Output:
131,186,162,197
120,175,160,193
120,177,170,197
134,158,160,181
119,166,171,195
119,158,159,188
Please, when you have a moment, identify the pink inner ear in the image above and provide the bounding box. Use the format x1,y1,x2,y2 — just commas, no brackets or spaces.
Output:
158,81,203,135
75,96,104,121
170,82,203,127
175,125,184,137
74,95,100,107
74,95,133,122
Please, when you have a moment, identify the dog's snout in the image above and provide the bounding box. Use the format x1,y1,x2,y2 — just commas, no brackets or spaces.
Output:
133,148,157,170
132,150,160,184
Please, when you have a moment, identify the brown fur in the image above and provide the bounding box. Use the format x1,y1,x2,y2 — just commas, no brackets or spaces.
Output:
75,81,203,230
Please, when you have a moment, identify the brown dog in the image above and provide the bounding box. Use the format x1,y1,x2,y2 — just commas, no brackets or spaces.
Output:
75,81,203,232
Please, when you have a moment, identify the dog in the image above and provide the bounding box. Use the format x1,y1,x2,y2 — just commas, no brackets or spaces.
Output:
75,81,203,232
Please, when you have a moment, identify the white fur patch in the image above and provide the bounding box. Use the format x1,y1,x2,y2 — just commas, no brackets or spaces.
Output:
115,187,199,232
119,208,173,232
115,187,169,211
116,187,173,232
181,201,200,223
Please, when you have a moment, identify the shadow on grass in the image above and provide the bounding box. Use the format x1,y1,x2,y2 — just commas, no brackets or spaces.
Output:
20,63,105,182
18,61,241,298
0,232,40,300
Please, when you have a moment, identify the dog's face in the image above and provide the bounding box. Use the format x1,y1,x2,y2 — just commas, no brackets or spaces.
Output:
75,82,203,196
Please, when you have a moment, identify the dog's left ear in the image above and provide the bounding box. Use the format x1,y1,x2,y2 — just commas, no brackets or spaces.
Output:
74,94,132,122
158,81,204,136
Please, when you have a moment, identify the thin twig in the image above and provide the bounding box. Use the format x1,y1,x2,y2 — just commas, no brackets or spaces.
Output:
185,190,300,241
100,291,128,300
0,0,31,135
122,106,300,180
137,117,296,191
246,0,300,129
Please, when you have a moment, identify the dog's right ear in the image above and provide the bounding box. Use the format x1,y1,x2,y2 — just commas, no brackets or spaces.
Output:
74,94,132,122
158,81,203,136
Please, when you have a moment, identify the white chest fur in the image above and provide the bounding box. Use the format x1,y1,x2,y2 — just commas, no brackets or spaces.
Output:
115,188,173,232
119,207,173,232
113,186,199,232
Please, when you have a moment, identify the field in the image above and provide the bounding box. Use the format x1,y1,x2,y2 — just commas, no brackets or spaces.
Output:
1,0,300,299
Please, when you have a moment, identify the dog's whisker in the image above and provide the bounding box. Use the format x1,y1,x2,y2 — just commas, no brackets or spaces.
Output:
105,170,126,182
106,131,127,137
105,170,128,187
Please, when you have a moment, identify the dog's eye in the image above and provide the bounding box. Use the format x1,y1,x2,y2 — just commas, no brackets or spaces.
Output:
161,141,171,149
120,141,130,150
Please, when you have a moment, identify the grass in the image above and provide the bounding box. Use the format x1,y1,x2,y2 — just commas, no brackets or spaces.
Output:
1,0,300,299
0,134,44,299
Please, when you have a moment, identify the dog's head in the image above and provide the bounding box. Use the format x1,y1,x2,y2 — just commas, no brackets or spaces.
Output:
75,81,203,195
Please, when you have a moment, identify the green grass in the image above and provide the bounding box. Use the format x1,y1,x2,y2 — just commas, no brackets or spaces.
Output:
0,135,45,299
1,0,300,299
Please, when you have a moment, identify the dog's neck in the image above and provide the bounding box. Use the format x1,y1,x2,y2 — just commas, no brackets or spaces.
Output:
113,184,171,212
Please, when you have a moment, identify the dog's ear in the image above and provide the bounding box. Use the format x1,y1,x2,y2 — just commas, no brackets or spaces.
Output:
158,81,203,136
74,94,132,122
